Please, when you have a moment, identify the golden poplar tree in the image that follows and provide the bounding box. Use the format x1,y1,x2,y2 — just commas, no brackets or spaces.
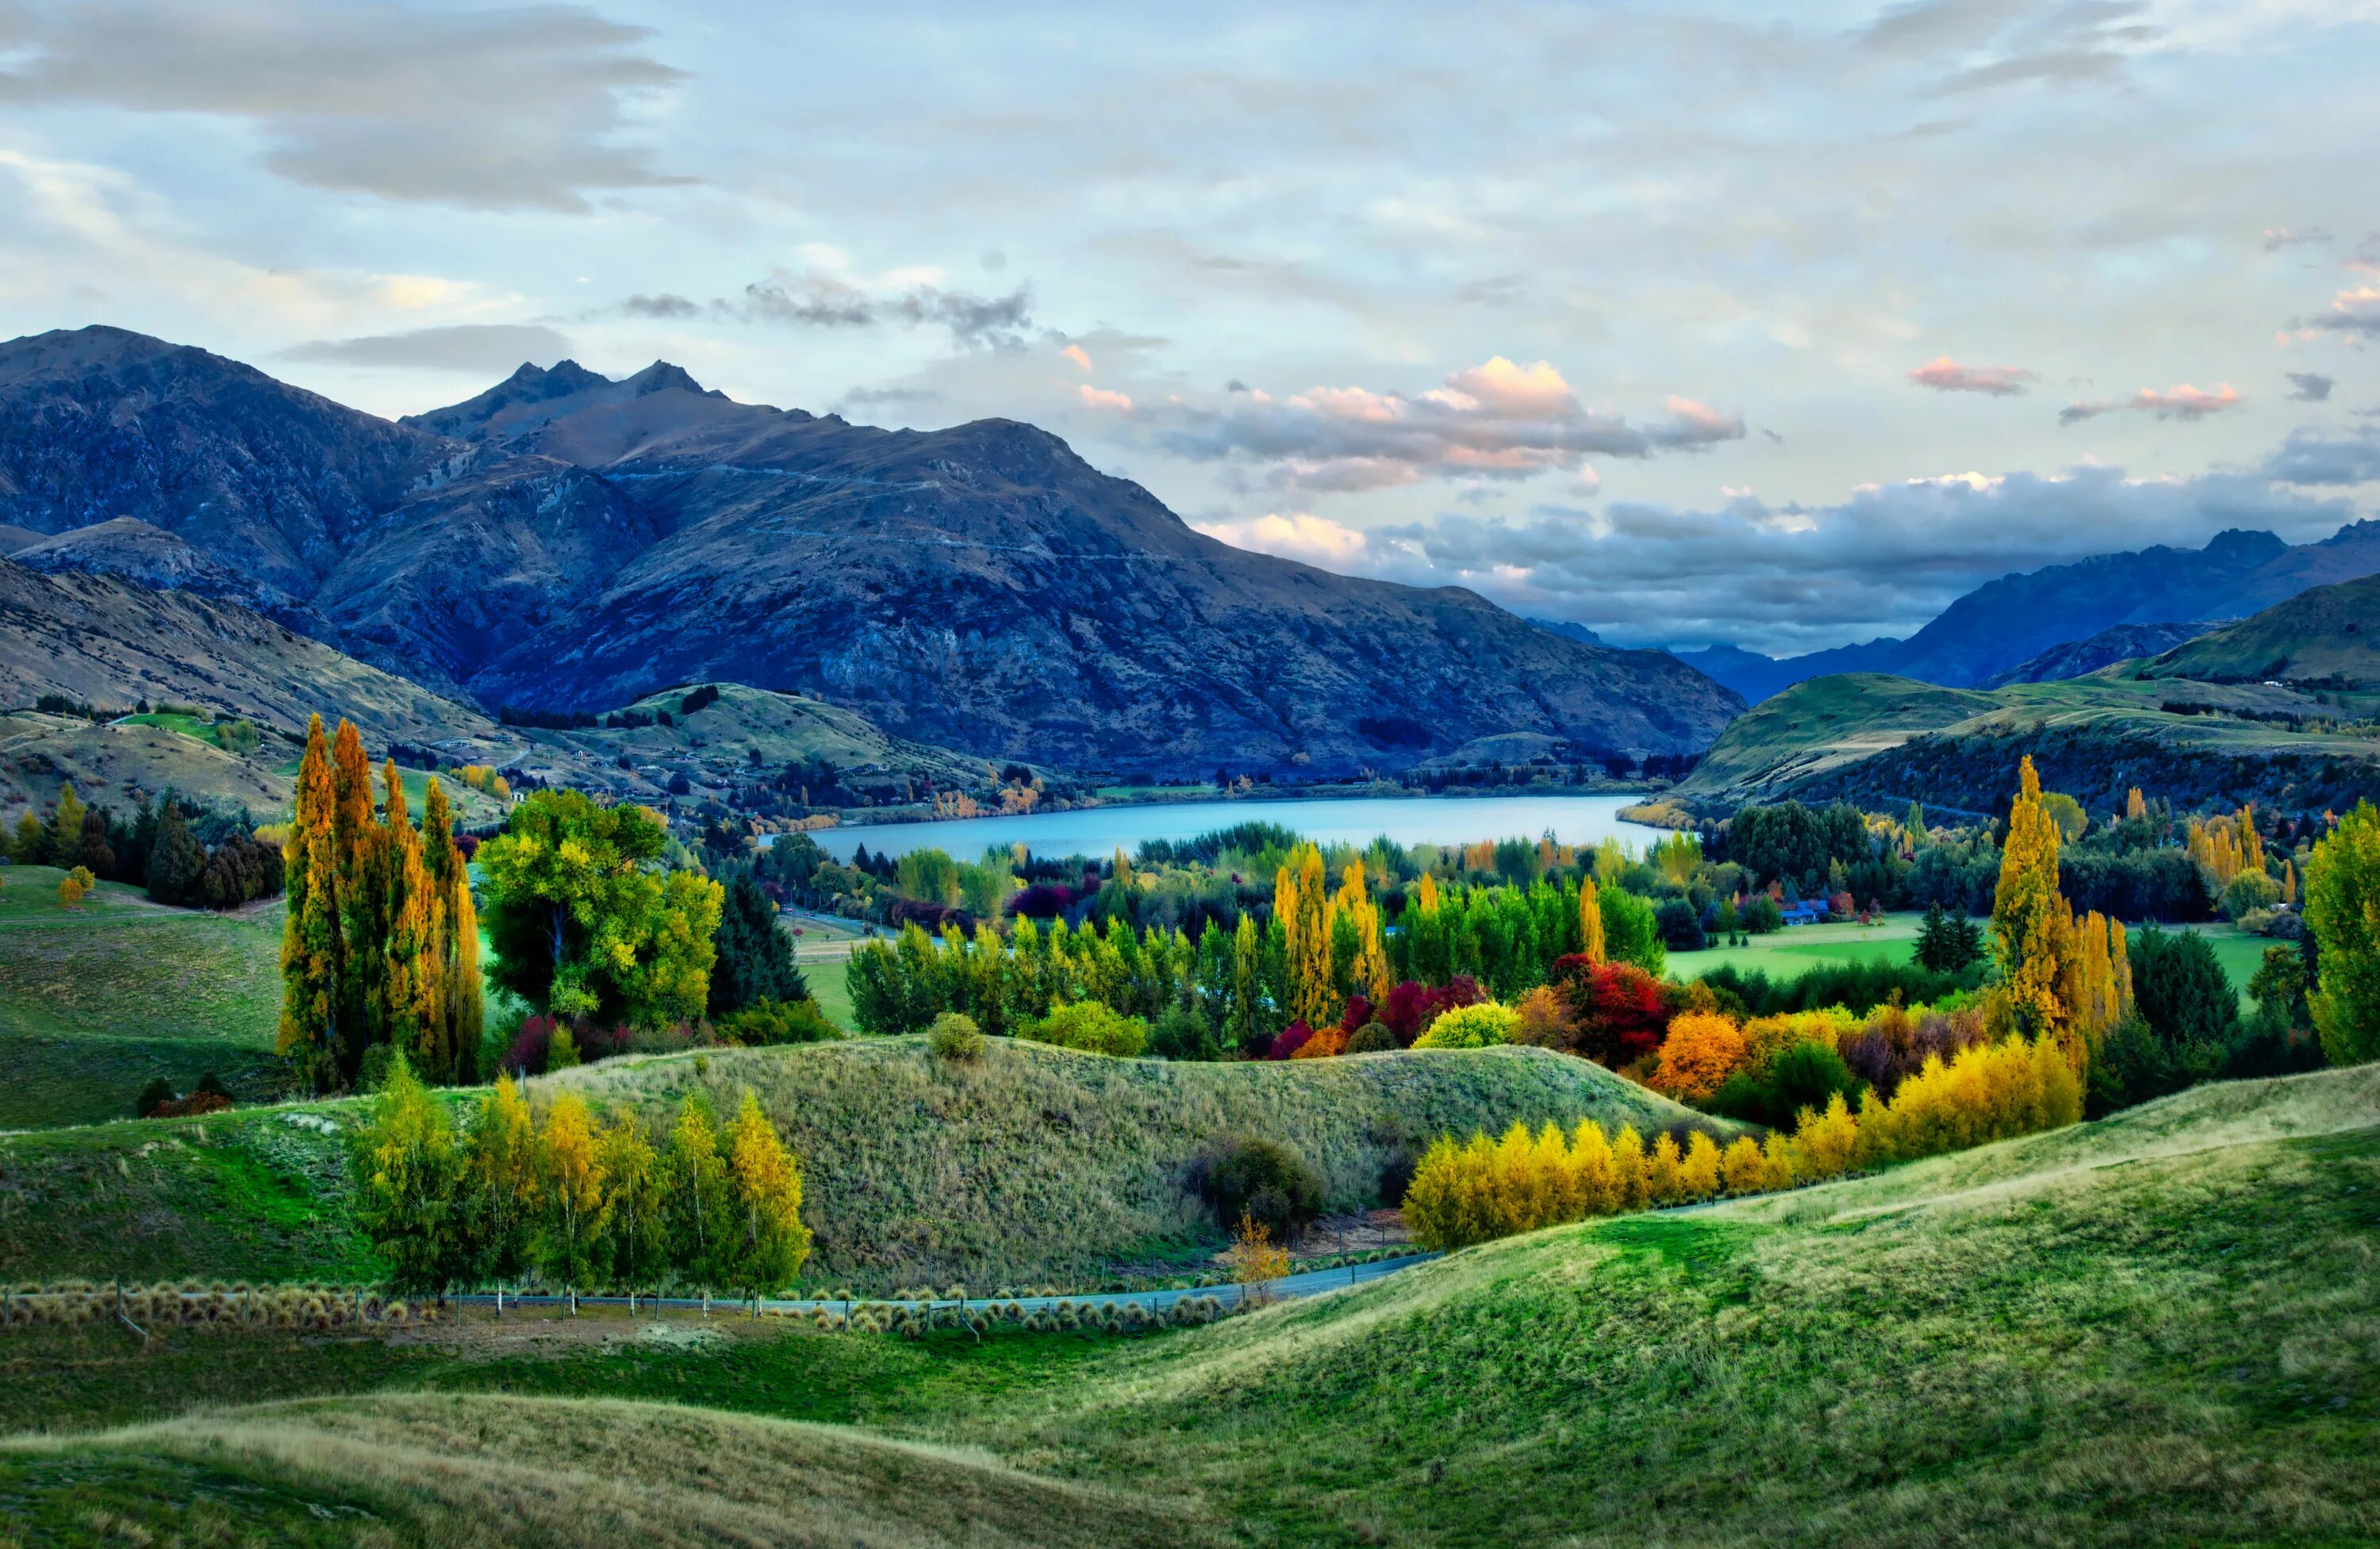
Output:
278,715,344,1089
330,719,383,1073
381,761,447,1079
1276,844,1334,1028
423,779,484,1083
2125,787,2148,822
1992,756,2079,1050
723,1087,812,1298
1577,876,1606,964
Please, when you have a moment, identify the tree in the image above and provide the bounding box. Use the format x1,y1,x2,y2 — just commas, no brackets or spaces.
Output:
1220,1213,1292,1302
1599,887,1667,977
1412,1001,1518,1049
278,716,344,1090
723,1088,812,1301
331,719,385,1073
422,779,483,1083
462,1073,539,1290
2129,927,2241,1087
662,1097,735,1296
2305,801,2380,1067
532,1091,610,1309
57,865,94,907
11,811,44,865
381,762,447,1080
347,1051,462,1296
46,783,86,868
478,790,724,1028
1993,756,2079,1049
1914,902,1983,973
1576,876,1606,964
599,1113,669,1304
709,872,805,1016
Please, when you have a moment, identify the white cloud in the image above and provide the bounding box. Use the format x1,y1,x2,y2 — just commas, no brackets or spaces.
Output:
2061,381,2243,424
1077,383,1134,411
1192,512,1370,568
1907,355,2037,395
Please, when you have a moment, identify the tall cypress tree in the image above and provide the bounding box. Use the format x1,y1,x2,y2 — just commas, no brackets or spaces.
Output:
278,715,344,1089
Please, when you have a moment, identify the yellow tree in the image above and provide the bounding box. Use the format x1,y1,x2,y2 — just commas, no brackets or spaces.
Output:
1992,756,2079,1049
422,778,483,1083
463,1073,539,1291
278,715,344,1089
722,1087,812,1303
1276,844,1334,1028
1576,876,1606,964
330,719,384,1075
533,1091,609,1311
381,761,447,1080
2126,787,2148,822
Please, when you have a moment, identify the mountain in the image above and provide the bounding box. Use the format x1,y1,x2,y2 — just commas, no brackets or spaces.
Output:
0,329,1744,775
1671,523,2380,702
2136,573,2380,692
6,516,317,623
1979,621,2224,688
1526,617,1604,646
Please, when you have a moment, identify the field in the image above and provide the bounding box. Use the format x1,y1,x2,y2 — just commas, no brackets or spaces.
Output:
4,1063,2372,1545
0,1036,1730,1290
0,864,285,1128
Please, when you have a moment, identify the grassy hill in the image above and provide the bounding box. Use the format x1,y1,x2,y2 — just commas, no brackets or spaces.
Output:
5,1063,2373,1544
1670,669,2380,815
0,1036,1729,1289
2137,572,2380,705
0,865,286,1129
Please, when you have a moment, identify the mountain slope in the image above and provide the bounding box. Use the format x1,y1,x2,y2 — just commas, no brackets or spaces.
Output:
0,332,1744,775
1979,620,2223,687
2136,572,2380,691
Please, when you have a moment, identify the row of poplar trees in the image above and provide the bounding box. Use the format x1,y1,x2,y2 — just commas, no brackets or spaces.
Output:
279,715,484,1090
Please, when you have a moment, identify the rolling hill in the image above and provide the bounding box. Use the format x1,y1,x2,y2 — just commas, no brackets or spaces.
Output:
1666,669,2380,815
6,1063,2372,1546
2136,571,2380,700
0,327,1743,776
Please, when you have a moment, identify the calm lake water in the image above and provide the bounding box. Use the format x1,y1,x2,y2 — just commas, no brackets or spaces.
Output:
804,794,1667,863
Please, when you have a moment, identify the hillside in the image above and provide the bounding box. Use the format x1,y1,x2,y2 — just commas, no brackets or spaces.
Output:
1979,619,2222,686
0,1037,1730,1288
2136,572,2380,700
1670,669,2380,815
1680,521,2380,700
0,328,1744,776
6,1064,2372,1544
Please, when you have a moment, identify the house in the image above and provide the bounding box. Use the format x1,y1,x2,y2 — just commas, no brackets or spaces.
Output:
1779,899,1828,926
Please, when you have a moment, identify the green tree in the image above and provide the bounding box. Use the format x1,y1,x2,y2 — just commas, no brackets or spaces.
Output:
46,783,86,868
144,799,207,905
532,1091,609,1308
1914,902,1984,972
461,1073,539,1291
11,810,44,865
709,872,805,1015
347,1050,462,1297
1599,886,1667,977
2305,800,2380,1066
662,1096,735,1295
478,790,724,1026
599,1112,668,1302
723,1088,812,1301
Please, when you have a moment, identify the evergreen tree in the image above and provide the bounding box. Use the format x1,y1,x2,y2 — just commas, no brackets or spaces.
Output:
145,799,208,905
11,811,44,865
278,716,344,1090
708,872,805,1015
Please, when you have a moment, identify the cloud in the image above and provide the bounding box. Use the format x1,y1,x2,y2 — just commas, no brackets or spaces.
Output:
1077,384,1134,412
279,323,574,373
839,385,939,406
1340,455,2359,654
2301,282,2380,336
1908,355,2036,395
0,0,687,212
616,293,701,319
735,271,1037,350
1192,512,1371,569
2286,371,2334,402
1142,356,1745,493
2263,226,2331,251
2262,427,2380,486
2061,382,2242,424
1062,343,1092,370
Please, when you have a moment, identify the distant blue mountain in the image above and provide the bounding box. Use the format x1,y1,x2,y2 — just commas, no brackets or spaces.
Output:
1526,617,1605,646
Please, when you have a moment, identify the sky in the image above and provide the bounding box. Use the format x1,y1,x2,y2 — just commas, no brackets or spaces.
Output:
2,0,2377,656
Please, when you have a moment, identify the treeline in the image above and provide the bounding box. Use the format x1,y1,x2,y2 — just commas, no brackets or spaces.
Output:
351,1059,808,1306
6,782,282,909
280,717,483,1090
1406,1032,2082,1250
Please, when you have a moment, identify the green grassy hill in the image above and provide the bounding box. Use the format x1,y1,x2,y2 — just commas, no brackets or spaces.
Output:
0,865,286,1128
1670,669,2380,815
6,1063,2374,1545
0,1036,1727,1290
2137,572,2380,704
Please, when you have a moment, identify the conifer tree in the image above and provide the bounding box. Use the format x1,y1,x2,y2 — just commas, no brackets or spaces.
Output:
144,799,207,905
46,783,86,867
278,715,344,1089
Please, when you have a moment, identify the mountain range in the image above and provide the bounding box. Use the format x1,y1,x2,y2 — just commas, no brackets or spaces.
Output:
0,327,1741,776
1674,523,2380,702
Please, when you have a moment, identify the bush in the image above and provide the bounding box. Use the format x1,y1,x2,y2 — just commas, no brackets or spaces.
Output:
1021,1001,1149,1057
1654,898,1707,952
1413,1002,1518,1049
135,1077,176,1118
1203,1137,1324,1239
1150,1003,1223,1060
720,997,843,1046
927,1011,985,1062
1742,895,1784,934
1345,1020,1399,1053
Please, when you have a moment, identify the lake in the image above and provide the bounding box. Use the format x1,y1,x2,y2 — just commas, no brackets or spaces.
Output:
800,794,1668,863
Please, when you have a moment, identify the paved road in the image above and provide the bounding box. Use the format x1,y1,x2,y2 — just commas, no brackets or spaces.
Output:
444,1252,1439,1318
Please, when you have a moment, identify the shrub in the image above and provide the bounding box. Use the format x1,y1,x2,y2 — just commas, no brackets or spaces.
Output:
1150,1004,1223,1060
1021,1001,1148,1056
1648,1011,1746,1103
1413,1001,1518,1049
1266,1020,1315,1060
719,996,843,1046
1345,1020,1398,1054
1543,958,1667,1066
1654,898,1706,952
1742,895,1784,934
1203,1137,1324,1238
926,1011,985,1062
135,1077,177,1118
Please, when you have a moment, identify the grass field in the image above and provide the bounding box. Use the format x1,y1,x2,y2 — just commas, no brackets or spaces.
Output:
5,1063,2372,1545
0,864,285,1128
0,1037,1732,1290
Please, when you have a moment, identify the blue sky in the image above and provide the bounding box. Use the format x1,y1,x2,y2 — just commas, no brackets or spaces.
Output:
2,0,2376,654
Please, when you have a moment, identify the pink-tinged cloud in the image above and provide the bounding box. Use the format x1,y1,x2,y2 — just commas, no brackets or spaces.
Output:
1062,343,1092,370
1146,356,1742,493
1908,356,2037,396
1192,512,1371,567
1077,384,1133,411
2305,283,2380,335
2061,382,2243,425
